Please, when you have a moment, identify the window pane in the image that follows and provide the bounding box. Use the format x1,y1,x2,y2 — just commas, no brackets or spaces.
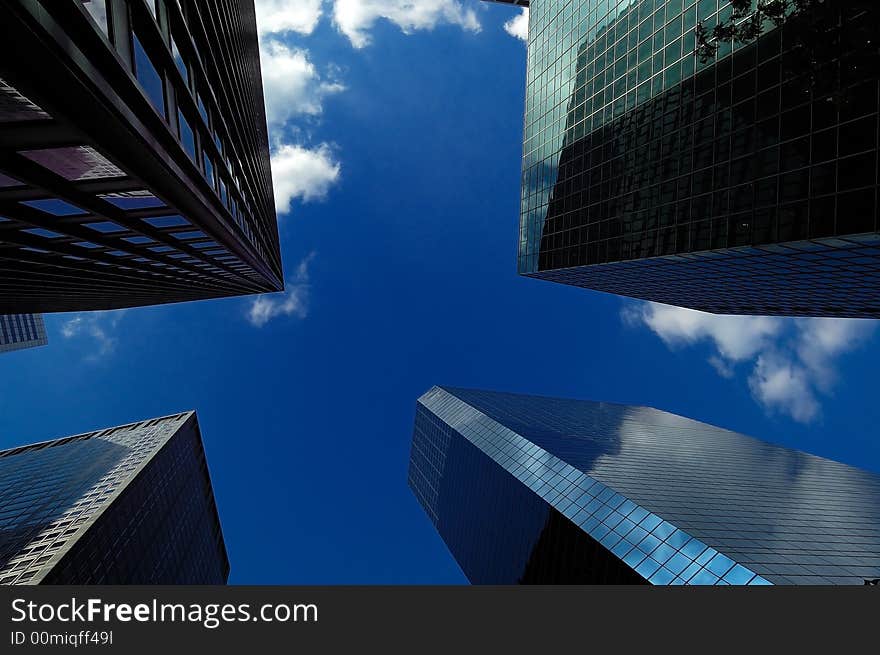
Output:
179,111,196,161
171,36,189,86
203,153,214,188
133,34,166,118
81,0,109,35
197,94,209,125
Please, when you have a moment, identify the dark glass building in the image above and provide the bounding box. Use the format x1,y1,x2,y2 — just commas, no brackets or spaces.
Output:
0,0,281,312
0,411,229,584
0,314,47,354
495,0,880,317
409,386,880,584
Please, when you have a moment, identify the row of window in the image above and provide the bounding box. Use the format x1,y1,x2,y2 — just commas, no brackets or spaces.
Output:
0,418,182,584
80,0,264,260
525,238,880,316
4,194,251,283
520,5,879,263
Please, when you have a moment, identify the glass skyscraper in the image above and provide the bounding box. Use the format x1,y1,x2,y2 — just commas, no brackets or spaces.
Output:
496,0,880,317
0,0,281,313
409,386,880,585
0,314,47,354
0,411,229,584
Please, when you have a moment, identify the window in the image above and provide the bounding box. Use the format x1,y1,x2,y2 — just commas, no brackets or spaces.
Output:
142,215,189,228
172,230,206,240
178,111,196,161
81,0,109,36
203,153,214,188
197,94,209,125
0,172,20,188
21,146,125,181
102,194,165,210
133,34,166,118
85,221,127,234
20,199,84,216
23,228,63,239
171,36,189,86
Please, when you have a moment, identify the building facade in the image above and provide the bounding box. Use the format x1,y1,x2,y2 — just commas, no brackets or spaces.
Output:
0,411,229,584
497,0,880,317
409,386,880,584
0,0,281,313
0,314,47,354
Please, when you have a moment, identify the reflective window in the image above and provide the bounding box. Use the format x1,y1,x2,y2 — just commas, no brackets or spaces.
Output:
133,34,166,118
203,153,214,188
86,221,126,233
102,194,165,210
197,93,209,125
20,199,84,216
81,0,109,36
172,230,206,240
178,110,196,161
0,172,21,187
22,146,125,181
171,36,189,86
22,228,63,239
142,214,189,228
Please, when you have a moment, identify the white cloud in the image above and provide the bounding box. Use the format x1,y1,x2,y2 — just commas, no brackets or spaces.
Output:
255,0,323,36
248,253,316,327
59,310,126,361
255,31,344,215
748,353,820,424
708,355,735,379
794,318,875,393
331,0,480,48
503,7,528,41
260,40,345,128
270,143,340,214
621,303,782,362
622,302,877,423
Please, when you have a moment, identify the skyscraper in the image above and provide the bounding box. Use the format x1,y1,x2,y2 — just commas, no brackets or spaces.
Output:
409,386,880,585
0,411,229,584
0,0,281,313
0,314,47,354
493,0,880,317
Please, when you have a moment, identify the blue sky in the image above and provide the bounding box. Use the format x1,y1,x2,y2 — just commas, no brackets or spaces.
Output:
1,1,879,583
